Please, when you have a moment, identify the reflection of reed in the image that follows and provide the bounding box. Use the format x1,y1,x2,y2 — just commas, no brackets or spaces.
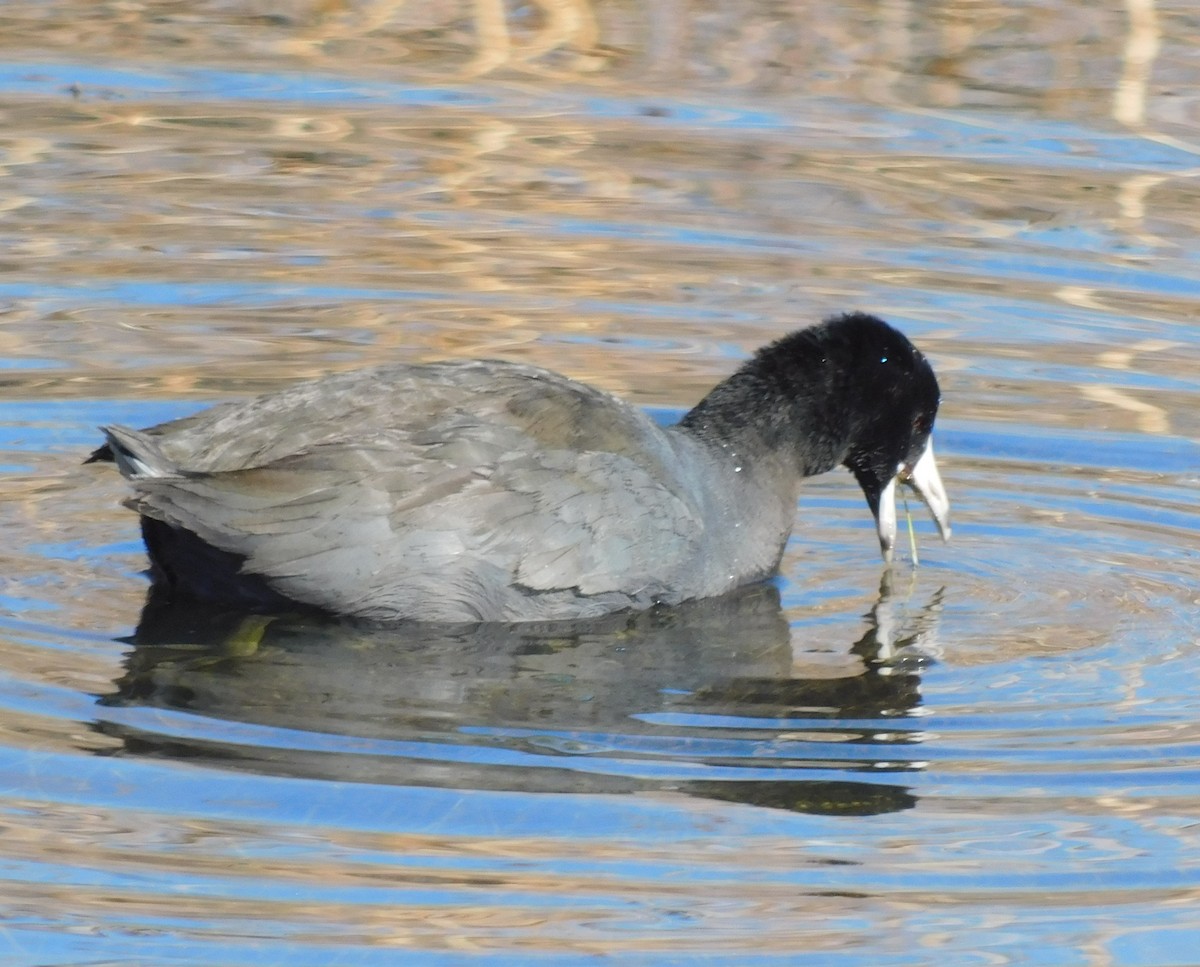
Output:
466,0,601,75
282,0,605,76
1114,0,1160,128
1080,334,1177,434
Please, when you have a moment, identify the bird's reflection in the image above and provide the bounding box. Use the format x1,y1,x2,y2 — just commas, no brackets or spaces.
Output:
97,578,946,816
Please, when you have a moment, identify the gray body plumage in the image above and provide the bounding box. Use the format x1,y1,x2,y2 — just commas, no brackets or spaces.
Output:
102,360,799,622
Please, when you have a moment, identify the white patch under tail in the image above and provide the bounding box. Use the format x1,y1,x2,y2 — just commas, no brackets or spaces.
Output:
101,425,176,479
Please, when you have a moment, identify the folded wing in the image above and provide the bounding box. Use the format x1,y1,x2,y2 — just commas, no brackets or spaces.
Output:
107,362,705,620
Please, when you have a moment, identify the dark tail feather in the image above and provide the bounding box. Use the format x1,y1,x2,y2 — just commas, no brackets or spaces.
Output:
84,441,113,464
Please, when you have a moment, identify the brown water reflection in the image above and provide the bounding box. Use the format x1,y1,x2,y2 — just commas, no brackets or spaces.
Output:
1,1,1197,425
0,1,1185,115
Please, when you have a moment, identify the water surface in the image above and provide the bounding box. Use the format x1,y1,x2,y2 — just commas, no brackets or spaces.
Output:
2,2,1200,964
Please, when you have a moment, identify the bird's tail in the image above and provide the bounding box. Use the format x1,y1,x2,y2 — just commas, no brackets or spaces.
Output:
97,425,177,479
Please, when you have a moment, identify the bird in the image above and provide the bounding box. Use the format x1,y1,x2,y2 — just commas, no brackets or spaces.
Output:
89,312,950,623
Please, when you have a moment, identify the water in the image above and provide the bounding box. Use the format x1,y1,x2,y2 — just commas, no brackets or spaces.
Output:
2,1,1200,963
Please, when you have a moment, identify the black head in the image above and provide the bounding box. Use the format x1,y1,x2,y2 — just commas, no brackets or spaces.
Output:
811,313,940,509
680,311,950,558
743,312,949,558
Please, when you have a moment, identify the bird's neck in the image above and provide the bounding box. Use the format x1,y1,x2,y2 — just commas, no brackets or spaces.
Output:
676,358,848,479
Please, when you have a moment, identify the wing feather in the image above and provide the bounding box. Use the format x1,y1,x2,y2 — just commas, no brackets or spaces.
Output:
116,360,707,618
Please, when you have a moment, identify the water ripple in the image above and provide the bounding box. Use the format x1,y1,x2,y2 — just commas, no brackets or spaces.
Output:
4,3,1200,963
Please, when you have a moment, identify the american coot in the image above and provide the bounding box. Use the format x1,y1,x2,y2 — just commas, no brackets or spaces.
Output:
90,312,950,623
